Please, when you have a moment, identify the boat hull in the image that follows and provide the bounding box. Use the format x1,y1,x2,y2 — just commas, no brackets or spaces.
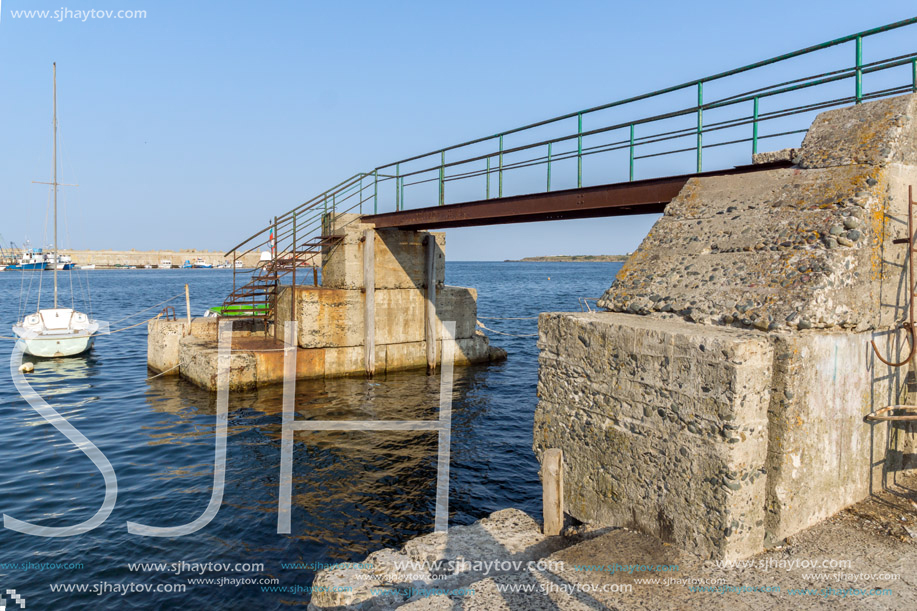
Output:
16,334,95,358
7,262,46,271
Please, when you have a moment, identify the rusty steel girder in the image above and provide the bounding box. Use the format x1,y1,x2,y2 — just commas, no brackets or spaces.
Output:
362,162,791,230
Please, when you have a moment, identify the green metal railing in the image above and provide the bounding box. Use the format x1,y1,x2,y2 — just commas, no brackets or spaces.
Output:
227,17,917,290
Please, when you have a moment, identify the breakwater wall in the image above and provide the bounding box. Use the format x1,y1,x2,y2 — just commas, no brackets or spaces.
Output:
58,249,263,267
535,94,917,561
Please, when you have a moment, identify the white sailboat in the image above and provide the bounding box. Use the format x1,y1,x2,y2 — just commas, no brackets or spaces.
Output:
12,63,100,358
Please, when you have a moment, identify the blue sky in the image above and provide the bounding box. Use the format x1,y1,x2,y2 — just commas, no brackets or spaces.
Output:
1,1,915,260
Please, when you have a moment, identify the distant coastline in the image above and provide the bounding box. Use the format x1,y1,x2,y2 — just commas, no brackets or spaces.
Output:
505,254,629,262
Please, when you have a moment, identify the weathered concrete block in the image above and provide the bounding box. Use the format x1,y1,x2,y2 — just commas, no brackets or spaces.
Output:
797,93,917,169
375,288,426,345
764,331,892,545
276,285,480,349
177,336,326,390
374,228,446,290
275,287,364,349
598,96,917,334
535,312,774,560
147,319,189,374
190,317,218,340
437,286,477,340
323,345,366,377
321,213,445,290
178,336,258,391
383,341,427,371
752,148,796,165
454,334,503,366
598,163,913,332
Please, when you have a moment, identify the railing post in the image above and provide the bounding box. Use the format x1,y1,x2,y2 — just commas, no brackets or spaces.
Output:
358,176,363,215
912,58,916,92
373,169,378,214
232,250,237,292
855,35,863,103
273,215,279,340
498,134,504,198
577,112,583,188
438,151,445,206
752,97,759,156
547,142,552,192
395,163,401,211
486,157,491,199
628,124,635,182
696,81,703,173
291,213,297,324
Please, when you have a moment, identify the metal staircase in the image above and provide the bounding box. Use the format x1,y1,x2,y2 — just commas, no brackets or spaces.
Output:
221,174,372,321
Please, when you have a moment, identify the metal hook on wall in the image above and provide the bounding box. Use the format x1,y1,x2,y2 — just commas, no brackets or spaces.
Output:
871,185,917,368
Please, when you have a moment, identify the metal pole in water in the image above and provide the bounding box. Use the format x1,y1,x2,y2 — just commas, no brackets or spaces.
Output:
185,284,191,324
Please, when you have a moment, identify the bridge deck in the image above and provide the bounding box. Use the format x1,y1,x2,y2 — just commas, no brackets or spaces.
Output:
362,161,792,230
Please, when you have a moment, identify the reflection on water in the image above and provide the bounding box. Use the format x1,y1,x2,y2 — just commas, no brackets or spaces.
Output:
0,263,620,609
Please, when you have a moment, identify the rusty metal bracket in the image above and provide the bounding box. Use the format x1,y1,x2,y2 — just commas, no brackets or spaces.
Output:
870,185,917,367
159,306,177,321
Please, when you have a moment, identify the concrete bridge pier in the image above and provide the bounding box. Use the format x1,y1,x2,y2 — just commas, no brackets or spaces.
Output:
147,214,505,390
535,93,917,561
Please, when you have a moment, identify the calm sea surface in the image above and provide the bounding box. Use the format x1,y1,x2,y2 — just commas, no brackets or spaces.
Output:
0,262,621,610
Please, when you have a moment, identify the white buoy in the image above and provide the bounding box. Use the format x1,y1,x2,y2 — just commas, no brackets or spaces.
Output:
19,363,34,374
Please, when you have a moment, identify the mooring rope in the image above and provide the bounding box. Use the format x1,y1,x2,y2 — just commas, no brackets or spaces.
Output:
476,320,539,338
145,364,179,380
107,292,184,326
476,316,539,320
108,314,165,335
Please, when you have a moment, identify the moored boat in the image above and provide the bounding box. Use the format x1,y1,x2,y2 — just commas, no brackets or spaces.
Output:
12,63,100,358
7,249,48,271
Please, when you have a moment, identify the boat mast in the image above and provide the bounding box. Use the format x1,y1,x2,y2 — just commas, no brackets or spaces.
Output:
52,62,58,308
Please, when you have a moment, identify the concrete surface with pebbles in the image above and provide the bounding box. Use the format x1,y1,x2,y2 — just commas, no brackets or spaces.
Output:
310,472,917,609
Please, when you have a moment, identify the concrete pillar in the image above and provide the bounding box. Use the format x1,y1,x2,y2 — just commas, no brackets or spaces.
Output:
542,448,564,536
424,234,437,372
363,230,375,377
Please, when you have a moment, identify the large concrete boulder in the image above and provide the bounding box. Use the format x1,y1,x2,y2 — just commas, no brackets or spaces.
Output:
597,94,917,333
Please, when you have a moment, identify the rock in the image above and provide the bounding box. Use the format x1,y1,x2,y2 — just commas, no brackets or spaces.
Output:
843,216,860,229
837,236,855,247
